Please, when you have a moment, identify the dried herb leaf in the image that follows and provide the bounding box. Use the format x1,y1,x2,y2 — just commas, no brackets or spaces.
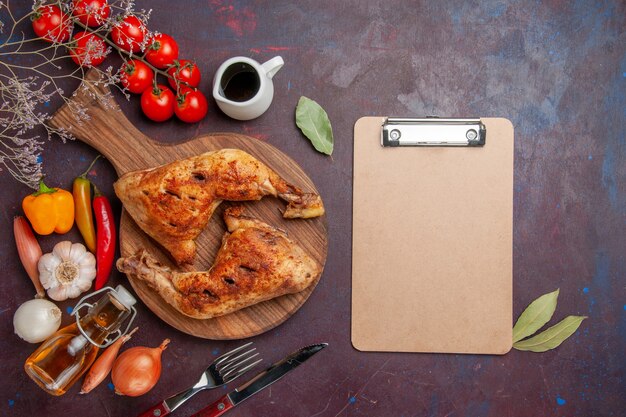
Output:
512,289,560,343
295,96,334,155
513,316,587,352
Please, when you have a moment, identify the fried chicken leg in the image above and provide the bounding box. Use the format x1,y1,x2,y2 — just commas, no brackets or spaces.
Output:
116,207,321,319
114,148,324,264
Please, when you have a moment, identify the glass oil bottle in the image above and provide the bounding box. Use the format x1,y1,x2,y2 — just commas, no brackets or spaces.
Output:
25,285,137,396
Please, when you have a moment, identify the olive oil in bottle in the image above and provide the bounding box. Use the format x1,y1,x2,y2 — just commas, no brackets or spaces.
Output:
25,285,136,396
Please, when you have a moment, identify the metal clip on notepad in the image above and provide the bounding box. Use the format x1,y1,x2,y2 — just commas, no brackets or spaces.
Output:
381,118,486,147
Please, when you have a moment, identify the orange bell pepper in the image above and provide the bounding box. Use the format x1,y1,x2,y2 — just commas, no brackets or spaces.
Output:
22,179,75,235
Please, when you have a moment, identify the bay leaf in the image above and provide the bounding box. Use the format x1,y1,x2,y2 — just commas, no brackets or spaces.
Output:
513,315,587,352
512,288,559,343
295,96,334,155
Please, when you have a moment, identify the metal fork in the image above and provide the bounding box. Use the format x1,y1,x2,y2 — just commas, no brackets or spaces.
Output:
137,342,262,417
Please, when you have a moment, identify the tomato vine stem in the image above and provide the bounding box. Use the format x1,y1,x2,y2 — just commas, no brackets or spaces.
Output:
71,18,192,92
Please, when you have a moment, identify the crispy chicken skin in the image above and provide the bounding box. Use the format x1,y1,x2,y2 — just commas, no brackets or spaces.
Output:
116,207,321,319
113,149,324,264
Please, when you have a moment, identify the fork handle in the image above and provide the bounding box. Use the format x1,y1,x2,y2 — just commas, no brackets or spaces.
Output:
190,395,235,417
137,401,170,417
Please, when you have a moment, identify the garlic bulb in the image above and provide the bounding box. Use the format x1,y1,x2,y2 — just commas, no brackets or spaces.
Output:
38,241,96,301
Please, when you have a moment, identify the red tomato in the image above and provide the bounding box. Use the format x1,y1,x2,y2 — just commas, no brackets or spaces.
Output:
175,88,208,123
144,34,179,69
111,15,146,53
167,60,201,90
32,5,73,43
72,0,110,27
69,31,108,67
141,85,175,122
120,60,154,94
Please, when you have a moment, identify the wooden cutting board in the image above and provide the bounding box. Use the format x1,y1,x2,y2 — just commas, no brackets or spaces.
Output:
49,70,328,340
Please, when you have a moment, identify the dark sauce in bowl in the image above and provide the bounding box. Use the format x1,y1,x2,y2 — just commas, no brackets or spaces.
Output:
219,63,261,102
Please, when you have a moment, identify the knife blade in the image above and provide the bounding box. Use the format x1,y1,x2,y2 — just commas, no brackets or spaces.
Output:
190,343,327,417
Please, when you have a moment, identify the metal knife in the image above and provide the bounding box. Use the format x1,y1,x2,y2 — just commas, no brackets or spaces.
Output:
190,343,328,417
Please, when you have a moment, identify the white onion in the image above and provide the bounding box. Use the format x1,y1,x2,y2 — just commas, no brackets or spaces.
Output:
13,299,62,343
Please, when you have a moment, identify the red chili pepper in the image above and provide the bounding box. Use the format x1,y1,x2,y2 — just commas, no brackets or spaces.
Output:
93,186,116,290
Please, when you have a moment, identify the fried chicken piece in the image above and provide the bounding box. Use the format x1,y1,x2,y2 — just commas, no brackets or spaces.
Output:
116,207,321,319
114,148,324,264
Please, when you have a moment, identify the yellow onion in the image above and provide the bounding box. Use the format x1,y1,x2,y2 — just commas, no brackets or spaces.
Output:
80,327,138,394
111,338,170,397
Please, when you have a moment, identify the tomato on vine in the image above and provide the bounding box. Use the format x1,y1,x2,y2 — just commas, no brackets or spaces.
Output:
141,85,175,122
145,34,179,69
174,87,208,123
111,15,147,53
120,60,154,94
167,59,201,90
69,31,109,67
72,0,111,27
32,5,73,43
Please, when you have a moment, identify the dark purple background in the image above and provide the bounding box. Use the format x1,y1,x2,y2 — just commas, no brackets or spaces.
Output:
1,1,624,416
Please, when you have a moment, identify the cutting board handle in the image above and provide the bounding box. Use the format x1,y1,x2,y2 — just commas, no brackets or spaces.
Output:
49,68,160,175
